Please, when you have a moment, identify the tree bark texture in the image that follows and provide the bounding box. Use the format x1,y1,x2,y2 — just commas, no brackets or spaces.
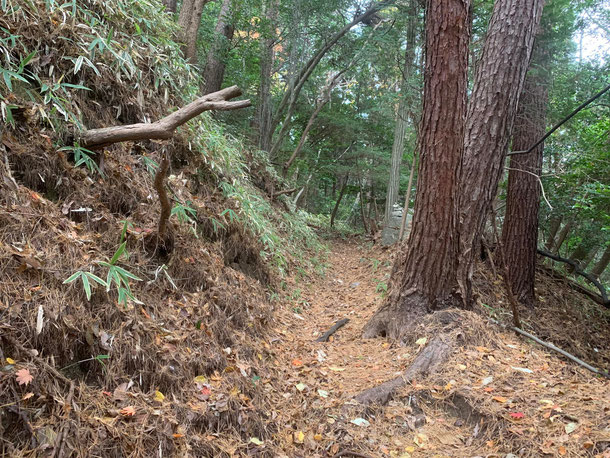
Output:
363,0,470,338
178,0,211,64
456,0,544,306
592,244,610,279
384,0,417,226
80,86,250,147
255,0,278,151
163,0,177,13
203,0,235,95
501,70,548,307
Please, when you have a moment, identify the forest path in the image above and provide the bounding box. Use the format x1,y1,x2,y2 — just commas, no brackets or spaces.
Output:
270,238,610,457
278,239,406,400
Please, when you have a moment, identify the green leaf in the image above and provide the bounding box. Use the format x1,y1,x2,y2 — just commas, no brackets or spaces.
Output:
85,272,107,287
109,241,126,265
81,271,92,300
63,271,82,284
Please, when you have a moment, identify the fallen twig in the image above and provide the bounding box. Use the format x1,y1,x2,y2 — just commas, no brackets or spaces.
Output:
316,318,349,342
490,320,610,378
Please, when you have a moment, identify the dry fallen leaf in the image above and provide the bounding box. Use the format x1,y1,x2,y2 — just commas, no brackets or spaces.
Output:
22,392,34,400
6,357,15,365
492,396,508,403
15,368,33,386
154,390,165,402
120,406,136,416
294,431,305,444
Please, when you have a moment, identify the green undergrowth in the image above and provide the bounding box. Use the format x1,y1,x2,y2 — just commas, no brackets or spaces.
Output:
0,0,325,276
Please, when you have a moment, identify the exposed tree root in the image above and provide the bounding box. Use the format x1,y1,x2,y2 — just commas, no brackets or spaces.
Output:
362,293,429,339
353,335,455,406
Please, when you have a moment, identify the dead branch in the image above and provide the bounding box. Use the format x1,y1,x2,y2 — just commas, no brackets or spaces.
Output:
508,82,610,156
511,326,609,378
537,249,609,307
79,86,251,147
316,318,349,342
271,187,297,198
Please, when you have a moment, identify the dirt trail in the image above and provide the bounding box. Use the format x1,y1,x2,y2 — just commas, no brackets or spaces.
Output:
271,239,610,457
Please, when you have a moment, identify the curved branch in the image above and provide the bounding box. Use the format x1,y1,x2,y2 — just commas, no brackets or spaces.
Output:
79,86,251,147
537,248,609,307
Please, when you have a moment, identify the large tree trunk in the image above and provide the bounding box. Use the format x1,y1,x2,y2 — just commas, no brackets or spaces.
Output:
203,0,235,95
501,50,548,307
456,0,543,307
255,0,278,151
591,245,610,279
363,0,470,338
364,0,543,339
384,0,418,226
178,0,211,64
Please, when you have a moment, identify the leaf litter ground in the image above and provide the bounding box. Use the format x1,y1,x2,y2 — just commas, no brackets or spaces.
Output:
271,239,610,457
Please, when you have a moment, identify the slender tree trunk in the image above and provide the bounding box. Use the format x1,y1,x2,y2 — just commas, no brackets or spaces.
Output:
163,0,177,13
330,174,349,228
364,0,470,338
384,0,417,226
282,70,345,175
398,152,417,241
581,246,598,271
567,242,590,273
591,245,610,279
554,222,572,253
268,5,382,158
456,0,543,306
501,34,549,307
255,0,278,151
203,0,235,95
178,0,211,64
545,216,562,251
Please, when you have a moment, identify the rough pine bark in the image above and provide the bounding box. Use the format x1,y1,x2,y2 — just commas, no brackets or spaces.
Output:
363,0,470,338
203,0,235,95
456,0,544,306
501,71,547,307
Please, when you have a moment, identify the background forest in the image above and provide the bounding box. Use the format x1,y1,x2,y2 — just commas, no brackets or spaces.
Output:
171,0,609,285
